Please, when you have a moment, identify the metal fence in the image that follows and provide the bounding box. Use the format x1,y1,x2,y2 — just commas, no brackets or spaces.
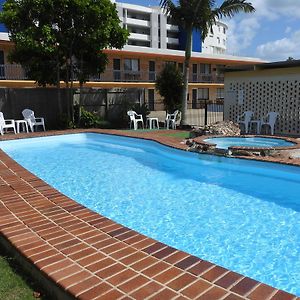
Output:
78,88,224,128
148,101,224,127
0,86,223,129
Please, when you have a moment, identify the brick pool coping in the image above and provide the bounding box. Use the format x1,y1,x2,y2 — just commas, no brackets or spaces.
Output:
0,129,299,300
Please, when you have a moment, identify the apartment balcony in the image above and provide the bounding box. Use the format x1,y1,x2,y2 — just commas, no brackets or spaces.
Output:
190,74,224,83
166,24,179,31
126,17,150,27
0,64,27,80
98,70,155,82
98,70,224,83
166,37,179,45
0,65,224,84
129,32,150,41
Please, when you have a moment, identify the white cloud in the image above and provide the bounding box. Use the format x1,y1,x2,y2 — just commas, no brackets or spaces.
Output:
224,0,300,56
256,29,300,61
226,17,260,56
285,26,292,34
249,0,300,19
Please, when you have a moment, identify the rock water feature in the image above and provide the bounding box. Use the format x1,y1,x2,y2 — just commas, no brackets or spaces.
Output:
187,121,240,155
187,121,289,158
189,121,241,138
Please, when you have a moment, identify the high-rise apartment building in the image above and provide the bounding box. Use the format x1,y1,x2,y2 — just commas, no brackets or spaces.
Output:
115,1,227,55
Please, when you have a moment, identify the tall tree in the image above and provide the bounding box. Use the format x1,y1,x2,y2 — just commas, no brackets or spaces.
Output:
155,63,183,113
160,0,255,125
0,0,128,87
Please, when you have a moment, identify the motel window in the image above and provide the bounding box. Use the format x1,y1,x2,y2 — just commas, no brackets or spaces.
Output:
217,88,224,99
192,64,198,74
149,61,156,81
124,59,140,72
148,89,155,111
113,59,120,70
223,27,226,34
166,61,176,66
200,64,211,74
198,88,209,100
192,64,198,81
149,61,155,72
113,59,121,81
192,89,198,109
178,63,183,73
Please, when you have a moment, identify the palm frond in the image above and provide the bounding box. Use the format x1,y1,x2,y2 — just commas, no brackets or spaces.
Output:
213,0,255,19
160,0,176,14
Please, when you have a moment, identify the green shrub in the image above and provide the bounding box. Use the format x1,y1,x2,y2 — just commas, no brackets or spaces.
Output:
79,108,102,128
58,113,75,129
79,108,113,128
131,103,150,123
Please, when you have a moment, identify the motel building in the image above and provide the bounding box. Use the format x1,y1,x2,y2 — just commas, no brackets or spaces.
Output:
0,1,263,115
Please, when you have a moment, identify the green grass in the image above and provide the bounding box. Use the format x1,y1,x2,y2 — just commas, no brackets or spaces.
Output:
123,129,190,139
160,131,190,139
0,247,48,300
123,129,155,132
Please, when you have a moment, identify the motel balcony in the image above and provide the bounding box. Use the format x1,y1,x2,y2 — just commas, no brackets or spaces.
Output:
0,64,225,84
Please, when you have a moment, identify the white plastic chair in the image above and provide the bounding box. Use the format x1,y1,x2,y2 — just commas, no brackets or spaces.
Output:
260,112,279,135
127,110,144,130
0,112,16,134
237,111,253,134
165,110,181,129
22,109,45,132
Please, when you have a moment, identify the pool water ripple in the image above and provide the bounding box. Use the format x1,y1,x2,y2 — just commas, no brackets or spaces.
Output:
1,133,299,295
204,137,295,149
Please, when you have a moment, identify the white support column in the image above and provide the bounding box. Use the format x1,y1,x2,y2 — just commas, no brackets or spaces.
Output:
150,11,159,49
160,12,167,49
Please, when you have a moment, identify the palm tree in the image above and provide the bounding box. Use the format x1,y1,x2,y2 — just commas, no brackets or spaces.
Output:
160,0,255,126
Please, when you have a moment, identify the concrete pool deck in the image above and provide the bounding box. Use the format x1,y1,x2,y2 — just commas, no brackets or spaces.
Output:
0,129,299,300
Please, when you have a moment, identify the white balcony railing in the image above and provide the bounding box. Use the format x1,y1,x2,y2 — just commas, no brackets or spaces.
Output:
126,17,150,27
129,32,150,41
166,37,179,44
166,24,179,31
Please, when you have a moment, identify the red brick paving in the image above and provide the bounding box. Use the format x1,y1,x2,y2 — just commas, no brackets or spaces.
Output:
0,129,298,299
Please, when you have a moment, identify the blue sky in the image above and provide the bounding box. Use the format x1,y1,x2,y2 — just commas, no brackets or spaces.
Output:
1,0,299,61
117,0,300,61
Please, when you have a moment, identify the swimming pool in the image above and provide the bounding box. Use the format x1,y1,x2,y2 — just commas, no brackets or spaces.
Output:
204,137,295,149
1,133,299,295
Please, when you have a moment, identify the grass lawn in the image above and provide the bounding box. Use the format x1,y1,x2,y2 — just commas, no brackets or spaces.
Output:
160,131,190,139
123,129,190,139
0,246,48,300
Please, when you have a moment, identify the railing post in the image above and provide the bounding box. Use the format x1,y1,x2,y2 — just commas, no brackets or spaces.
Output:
204,99,208,126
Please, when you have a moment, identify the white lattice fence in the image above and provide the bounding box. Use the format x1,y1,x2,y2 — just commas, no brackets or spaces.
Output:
224,70,300,135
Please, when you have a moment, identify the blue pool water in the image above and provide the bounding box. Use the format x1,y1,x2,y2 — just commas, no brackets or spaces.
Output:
204,137,294,149
1,133,300,295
